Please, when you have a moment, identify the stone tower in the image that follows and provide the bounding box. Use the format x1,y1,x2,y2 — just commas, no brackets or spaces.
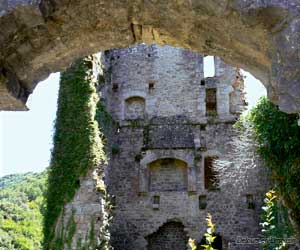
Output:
98,45,268,250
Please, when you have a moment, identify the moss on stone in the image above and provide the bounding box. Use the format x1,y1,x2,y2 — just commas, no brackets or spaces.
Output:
43,56,105,249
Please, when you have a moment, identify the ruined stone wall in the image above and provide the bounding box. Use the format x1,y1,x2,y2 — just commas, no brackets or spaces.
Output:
54,169,107,249
46,55,112,250
98,45,270,250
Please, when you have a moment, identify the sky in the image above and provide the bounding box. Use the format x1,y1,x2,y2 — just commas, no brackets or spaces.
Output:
0,57,266,177
0,73,60,176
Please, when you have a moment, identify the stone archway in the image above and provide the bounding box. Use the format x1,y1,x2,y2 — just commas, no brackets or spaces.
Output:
1,1,300,113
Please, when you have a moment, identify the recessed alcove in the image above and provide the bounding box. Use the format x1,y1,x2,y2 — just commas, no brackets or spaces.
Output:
124,96,145,120
148,158,188,192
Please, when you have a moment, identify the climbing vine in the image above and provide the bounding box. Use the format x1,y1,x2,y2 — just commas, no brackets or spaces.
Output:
43,56,105,249
249,97,300,235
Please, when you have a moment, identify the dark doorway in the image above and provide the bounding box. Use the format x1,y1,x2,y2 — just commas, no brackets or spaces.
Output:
146,221,188,250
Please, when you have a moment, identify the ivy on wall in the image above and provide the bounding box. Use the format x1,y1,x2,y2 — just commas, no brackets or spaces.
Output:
249,97,300,235
43,56,105,249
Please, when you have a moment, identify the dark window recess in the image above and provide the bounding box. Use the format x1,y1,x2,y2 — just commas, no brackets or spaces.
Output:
200,124,206,131
201,79,206,86
204,157,219,190
206,88,217,115
112,83,119,92
135,154,142,162
152,195,160,210
110,195,116,208
149,82,155,93
246,194,255,209
153,195,160,204
199,195,207,209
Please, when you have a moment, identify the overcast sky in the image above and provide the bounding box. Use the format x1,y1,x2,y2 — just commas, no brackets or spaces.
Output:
0,57,266,177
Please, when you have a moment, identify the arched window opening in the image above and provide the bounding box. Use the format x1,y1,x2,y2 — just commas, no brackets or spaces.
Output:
125,96,145,120
203,56,215,78
148,158,188,192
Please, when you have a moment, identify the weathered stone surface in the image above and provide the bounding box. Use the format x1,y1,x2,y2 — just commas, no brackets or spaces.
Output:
54,169,107,249
98,45,270,250
0,0,300,112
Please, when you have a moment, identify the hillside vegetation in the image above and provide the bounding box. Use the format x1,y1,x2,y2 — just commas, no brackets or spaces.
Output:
0,171,47,250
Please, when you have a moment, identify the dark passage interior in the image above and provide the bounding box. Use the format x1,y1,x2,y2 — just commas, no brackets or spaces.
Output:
146,222,188,250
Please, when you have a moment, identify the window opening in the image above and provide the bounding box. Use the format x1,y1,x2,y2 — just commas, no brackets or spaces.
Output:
152,195,160,210
112,83,118,92
203,56,215,78
199,195,207,209
246,194,255,209
204,157,219,190
206,88,217,115
149,82,155,93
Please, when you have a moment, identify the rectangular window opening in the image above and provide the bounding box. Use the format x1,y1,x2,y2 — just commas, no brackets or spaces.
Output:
152,195,160,210
149,82,155,93
112,83,119,92
246,194,255,209
199,195,207,210
206,88,217,116
204,157,219,190
200,124,206,131
203,56,215,78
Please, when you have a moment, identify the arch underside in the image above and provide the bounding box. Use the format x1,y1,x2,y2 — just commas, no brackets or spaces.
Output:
1,0,300,113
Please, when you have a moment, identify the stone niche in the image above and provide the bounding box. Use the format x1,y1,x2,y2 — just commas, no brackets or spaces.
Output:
139,151,197,194
149,158,188,192
125,96,145,120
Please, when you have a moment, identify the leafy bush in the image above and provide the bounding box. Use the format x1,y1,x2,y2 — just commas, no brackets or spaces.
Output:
249,97,300,234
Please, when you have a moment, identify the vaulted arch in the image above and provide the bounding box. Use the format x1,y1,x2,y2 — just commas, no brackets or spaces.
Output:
1,1,300,113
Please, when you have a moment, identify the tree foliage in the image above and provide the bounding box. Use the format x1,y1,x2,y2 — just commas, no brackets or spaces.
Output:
0,172,47,250
249,97,300,234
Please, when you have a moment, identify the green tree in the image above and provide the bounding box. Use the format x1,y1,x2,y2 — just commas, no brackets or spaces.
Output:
0,171,47,250
249,97,300,235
